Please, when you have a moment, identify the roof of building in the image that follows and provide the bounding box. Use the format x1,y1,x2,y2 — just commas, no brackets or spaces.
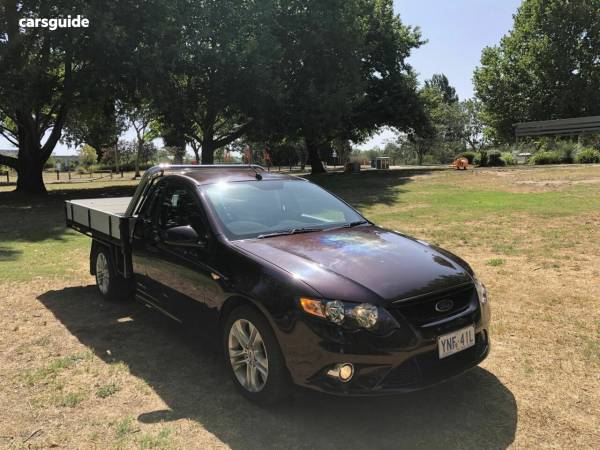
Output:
514,115,600,137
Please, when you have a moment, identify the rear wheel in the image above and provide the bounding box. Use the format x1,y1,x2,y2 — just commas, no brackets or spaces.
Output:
223,306,290,404
92,244,131,302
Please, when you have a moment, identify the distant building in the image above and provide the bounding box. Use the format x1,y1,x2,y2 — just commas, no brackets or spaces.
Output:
0,149,79,169
0,149,18,158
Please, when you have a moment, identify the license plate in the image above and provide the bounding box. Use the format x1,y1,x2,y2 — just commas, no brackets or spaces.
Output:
438,325,475,359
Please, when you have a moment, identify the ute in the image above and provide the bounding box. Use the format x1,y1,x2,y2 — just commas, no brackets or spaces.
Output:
65,164,491,404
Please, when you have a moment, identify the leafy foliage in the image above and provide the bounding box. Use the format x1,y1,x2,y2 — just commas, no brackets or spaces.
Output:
486,150,506,167
530,151,564,165
474,0,600,142
575,148,600,164
78,145,98,170
501,152,517,165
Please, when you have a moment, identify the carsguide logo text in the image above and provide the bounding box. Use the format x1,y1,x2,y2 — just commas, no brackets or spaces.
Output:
19,15,90,31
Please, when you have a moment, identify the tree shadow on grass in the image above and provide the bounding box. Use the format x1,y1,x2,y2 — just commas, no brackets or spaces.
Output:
308,168,443,209
38,285,517,450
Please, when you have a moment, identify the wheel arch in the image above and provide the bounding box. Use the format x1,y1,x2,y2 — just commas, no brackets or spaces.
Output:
219,295,275,331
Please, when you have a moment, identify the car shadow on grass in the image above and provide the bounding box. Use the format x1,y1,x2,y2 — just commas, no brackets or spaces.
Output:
38,285,516,450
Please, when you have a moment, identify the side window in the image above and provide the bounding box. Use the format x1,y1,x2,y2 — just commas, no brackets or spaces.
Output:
141,185,161,221
158,183,206,235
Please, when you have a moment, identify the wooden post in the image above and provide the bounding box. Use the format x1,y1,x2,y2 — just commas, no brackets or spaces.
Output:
56,170,60,181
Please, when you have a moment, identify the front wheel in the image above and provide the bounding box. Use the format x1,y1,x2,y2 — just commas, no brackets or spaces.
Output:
223,306,291,404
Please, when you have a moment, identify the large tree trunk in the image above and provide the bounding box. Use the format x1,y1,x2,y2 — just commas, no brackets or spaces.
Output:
16,148,46,195
305,136,326,174
201,139,215,164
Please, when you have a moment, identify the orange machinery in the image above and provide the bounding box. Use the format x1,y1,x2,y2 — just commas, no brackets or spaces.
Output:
451,157,469,170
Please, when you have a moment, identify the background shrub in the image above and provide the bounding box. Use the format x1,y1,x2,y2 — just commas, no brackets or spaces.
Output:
530,151,563,165
575,148,600,164
475,150,488,166
555,141,577,163
501,152,517,165
487,150,506,166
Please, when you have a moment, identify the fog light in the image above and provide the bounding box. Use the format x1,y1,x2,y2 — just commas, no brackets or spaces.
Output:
326,363,354,382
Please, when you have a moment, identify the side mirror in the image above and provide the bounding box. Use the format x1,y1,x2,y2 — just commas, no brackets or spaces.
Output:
162,225,206,248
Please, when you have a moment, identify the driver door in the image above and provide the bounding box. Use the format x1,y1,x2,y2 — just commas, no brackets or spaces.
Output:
143,179,218,322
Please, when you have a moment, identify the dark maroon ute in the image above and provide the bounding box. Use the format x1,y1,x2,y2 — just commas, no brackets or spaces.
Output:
81,165,491,404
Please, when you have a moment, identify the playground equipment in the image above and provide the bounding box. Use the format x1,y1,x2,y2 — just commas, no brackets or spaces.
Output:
451,157,469,170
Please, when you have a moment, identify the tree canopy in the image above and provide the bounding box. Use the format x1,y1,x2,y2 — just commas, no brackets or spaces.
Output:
473,0,600,142
1,0,427,194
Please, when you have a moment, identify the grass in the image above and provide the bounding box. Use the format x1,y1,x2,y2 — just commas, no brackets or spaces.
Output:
486,258,505,266
96,382,120,399
1,164,600,449
138,428,174,450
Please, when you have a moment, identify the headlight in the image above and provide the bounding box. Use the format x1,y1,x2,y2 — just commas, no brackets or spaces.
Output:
472,273,488,304
299,298,400,334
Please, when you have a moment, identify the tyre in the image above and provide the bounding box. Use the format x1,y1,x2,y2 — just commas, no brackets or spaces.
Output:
223,305,291,404
92,243,132,302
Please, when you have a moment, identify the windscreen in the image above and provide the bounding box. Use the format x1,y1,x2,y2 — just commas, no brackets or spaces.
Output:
202,180,364,239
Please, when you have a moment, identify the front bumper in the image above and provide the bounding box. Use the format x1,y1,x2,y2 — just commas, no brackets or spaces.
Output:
277,286,491,396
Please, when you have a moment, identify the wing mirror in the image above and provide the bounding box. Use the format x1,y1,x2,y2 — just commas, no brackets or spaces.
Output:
162,225,207,248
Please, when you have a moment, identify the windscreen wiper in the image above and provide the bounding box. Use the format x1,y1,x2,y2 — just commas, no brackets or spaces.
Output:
326,220,368,231
257,227,322,239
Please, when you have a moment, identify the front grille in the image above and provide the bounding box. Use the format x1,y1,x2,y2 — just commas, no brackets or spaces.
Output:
383,331,487,389
388,283,475,326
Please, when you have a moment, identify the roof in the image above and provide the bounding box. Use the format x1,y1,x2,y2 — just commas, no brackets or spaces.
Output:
514,115,600,137
163,165,301,186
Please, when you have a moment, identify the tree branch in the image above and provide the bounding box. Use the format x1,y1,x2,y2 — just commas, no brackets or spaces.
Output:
41,45,73,160
0,125,18,146
0,153,18,169
213,121,253,149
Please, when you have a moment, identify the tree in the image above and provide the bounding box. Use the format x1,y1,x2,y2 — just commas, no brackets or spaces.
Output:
256,0,425,174
62,89,126,161
78,144,97,171
461,99,487,152
403,74,462,164
424,74,459,104
0,0,161,194
474,0,600,142
148,0,277,165
125,104,155,178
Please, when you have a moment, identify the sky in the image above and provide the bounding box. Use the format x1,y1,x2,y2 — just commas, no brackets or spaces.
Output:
361,0,523,149
1,0,522,155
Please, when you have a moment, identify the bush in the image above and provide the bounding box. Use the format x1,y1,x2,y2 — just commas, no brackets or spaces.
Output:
475,150,488,166
501,152,517,165
575,148,600,164
555,141,577,163
530,151,563,165
487,150,506,166
457,151,476,164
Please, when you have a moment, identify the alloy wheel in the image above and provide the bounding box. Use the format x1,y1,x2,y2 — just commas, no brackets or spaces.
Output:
228,319,269,392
